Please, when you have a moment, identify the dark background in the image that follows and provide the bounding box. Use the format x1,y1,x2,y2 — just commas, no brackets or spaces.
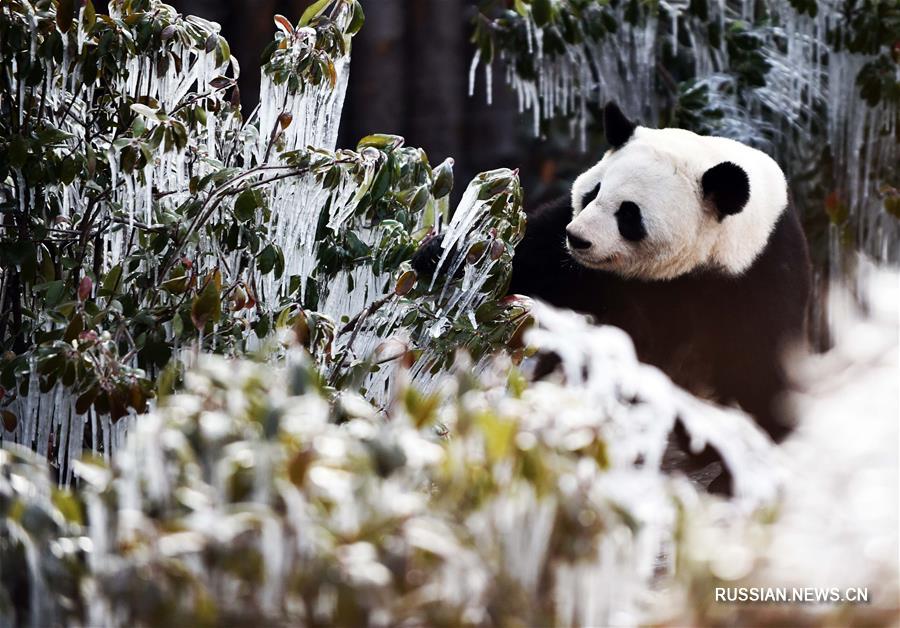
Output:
163,0,599,206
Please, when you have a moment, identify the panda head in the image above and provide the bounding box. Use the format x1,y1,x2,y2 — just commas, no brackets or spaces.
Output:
566,102,788,280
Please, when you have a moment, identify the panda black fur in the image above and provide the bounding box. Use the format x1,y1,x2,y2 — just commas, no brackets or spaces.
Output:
509,102,812,442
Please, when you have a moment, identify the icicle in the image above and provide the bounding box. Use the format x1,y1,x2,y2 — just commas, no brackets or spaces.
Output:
468,48,481,97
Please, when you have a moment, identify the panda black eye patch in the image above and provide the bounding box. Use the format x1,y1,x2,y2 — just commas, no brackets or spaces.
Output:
580,182,601,210
615,201,647,242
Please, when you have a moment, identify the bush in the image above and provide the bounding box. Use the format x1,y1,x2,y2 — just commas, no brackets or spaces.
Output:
0,302,775,626
0,0,524,479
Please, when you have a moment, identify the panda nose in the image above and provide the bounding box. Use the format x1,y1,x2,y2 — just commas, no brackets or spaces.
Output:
566,227,592,250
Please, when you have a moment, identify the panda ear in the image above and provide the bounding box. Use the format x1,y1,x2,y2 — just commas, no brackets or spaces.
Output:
603,102,636,149
701,161,750,220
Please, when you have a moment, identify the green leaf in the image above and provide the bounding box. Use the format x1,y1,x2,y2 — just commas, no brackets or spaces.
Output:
532,0,553,27
63,313,84,342
885,195,900,219
234,187,263,222
191,279,221,331
216,36,231,67
52,489,83,524
347,1,365,34
299,0,331,26
255,312,271,338
8,135,28,169
37,126,73,144
370,163,391,201
100,264,123,296
409,185,430,213
60,156,79,184
478,174,514,200
357,134,404,151
257,244,278,274
130,103,160,119
120,146,137,174
344,231,370,258
44,281,66,307
395,270,417,296
83,0,96,31
404,386,440,428
273,246,285,279
431,158,454,199
57,0,75,33
467,241,488,264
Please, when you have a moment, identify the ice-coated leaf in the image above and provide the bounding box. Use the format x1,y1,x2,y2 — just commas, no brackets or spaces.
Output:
101,264,123,296
257,244,278,274
56,0,75,32
357,134,404,151
78,276,93,301
348,1,366,34
532,0,553,27
191,277,221,331
130,103,159,119
1,410,16,432
431,158,454,199
234,187,264,222
204,32,218,53
209,76,232,89
274,14,293,35
395,270,417,296
299,0,331,26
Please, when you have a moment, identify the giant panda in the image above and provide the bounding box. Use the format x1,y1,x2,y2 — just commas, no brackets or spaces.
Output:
508,102,812,442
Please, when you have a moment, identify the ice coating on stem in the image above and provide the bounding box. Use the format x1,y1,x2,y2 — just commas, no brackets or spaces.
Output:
250,18,353,300
1,2,241,474
473,3,661,148
326,169,521,407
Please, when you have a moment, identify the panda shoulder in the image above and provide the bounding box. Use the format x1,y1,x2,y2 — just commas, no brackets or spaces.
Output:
527,194,573,227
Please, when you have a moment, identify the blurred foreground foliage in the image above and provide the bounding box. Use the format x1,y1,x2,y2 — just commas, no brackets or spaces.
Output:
2,326,676,626
3,282,898,626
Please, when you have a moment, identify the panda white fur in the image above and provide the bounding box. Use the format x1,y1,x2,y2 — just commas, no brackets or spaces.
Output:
567,111,788,280
508,102,812,444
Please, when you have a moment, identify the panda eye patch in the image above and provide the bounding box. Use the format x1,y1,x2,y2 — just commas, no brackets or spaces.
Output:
580,182,601,210
615,201,647,242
